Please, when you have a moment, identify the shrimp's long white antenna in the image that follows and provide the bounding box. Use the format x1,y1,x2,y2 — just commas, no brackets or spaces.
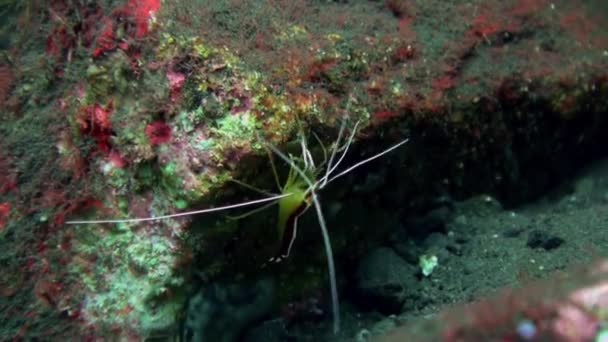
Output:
65,193,291,225
325,138,409,186
226,199,278,220
264,141,341,334
322,119,347,185
320,120,360,188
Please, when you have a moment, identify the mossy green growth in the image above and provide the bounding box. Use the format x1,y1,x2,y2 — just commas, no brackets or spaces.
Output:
193,137,215,152
176,106,206,133
73,224,184,335
135,162,157,189
211,112,260,149
192,38,216,60
132,159,211,211
156,33,218,63
84,54,131,104
103,166,131,192
158,161,189,204
190,171,232,200
276,24,309,44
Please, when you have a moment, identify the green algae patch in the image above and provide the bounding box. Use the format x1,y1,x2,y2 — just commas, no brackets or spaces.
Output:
73,223,185,336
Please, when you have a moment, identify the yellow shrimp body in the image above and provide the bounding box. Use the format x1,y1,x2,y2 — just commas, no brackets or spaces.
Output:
273,161,313,261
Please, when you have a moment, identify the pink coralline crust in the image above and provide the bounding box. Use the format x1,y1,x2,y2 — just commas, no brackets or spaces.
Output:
166,71,186,101
0,178,16,195
470,12,503,38
126,0,161,38
92,104,112,130
432,75,457,91
146,121,172,145
379,260,608,342
373,110,401,125
0,65,12,109
91,0,161,57
509,0,550,17
46,27,73,57
108,151,127,168
552,273,608,340
167,71,186,91
0,202,10,231
77,103,114,154
92,18,116,57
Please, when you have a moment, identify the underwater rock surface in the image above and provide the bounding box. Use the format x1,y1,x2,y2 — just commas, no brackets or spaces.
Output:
183,278,275,342
0,0,607,339
355,247,418,314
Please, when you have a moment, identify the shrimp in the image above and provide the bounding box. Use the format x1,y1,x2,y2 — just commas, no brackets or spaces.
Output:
260,120,408,334
66,119,409,334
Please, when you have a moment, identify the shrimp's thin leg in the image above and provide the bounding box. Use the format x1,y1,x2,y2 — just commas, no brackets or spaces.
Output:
263,143,282,190
311,130,328,168
300,132,315,171
65,193,291,225
264,141,316,190
229,178,277,197
311,192,340,334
